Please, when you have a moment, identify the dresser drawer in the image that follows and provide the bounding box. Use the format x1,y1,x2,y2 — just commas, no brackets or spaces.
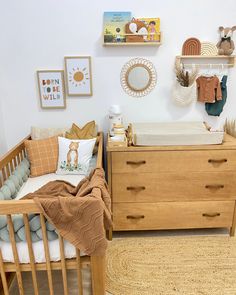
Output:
112,150,236,173
112,172,236,202
113,201,235,231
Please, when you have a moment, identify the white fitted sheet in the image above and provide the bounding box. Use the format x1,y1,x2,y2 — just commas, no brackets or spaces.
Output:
1,173,87,263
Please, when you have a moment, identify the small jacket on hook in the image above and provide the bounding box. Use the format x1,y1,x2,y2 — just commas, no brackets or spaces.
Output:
205,76,228,116
196,76,222,103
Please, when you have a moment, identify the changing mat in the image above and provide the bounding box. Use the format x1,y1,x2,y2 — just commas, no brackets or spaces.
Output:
132,121,224,146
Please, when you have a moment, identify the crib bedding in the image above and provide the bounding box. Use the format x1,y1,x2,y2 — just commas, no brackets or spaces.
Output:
1,172,87,263
0,156,98,263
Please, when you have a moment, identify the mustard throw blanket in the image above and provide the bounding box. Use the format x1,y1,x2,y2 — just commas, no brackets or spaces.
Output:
24,168,112,255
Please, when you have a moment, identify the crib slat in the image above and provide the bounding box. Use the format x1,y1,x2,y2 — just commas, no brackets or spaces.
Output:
6,164,11,177
58,235,68,295
23,214,39,295
7,215,24,295
13,157,17,168
9,160,14,173
2,168,6,181
16,154,20,165
76,249,83,295
0,249,9,295
21,150,25,160
40,214,54,295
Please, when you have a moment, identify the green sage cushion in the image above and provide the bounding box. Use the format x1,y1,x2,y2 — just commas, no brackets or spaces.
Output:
0,185,12,200
0,191,5,200
9,175,21,192
4,179,16,196
0,158,30,200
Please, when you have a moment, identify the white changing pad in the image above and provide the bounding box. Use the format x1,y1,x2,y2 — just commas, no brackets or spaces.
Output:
0,164,98,263
132,121,224,146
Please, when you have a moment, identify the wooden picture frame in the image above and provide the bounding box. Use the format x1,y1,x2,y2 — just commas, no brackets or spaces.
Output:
64,56,93,96
37,70,66,109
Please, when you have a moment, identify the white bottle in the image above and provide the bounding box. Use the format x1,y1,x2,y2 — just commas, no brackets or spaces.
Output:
108,105,123,136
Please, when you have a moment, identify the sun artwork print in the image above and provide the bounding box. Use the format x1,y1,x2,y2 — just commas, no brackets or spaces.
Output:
69,67,89,87
65,57,92,96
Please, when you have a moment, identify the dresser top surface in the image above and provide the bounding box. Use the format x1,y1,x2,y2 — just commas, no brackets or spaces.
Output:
107,134,236,152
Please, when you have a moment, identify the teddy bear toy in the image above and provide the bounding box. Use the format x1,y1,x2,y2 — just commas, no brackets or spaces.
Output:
217,26,236,55
125,18,148,42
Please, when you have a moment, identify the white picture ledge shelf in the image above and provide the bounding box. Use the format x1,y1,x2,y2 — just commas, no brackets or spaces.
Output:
176,55,236,67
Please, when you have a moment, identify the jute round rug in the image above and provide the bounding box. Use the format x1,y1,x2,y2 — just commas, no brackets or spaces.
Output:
106,236,236,295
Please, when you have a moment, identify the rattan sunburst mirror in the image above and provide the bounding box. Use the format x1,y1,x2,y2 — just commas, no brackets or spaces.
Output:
120,58,157,97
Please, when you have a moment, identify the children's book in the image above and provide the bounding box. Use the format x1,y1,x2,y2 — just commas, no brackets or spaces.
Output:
103,11,132,43
139,18,161,42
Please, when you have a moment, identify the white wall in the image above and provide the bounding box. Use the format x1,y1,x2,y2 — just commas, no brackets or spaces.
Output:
0,0,236,149
0,99,7,156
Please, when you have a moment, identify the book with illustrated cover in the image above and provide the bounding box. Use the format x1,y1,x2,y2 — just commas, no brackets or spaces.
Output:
139,18,160,42
103,11,132,43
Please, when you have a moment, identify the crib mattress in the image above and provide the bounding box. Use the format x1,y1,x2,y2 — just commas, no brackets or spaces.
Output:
132,121,224,146
1,157,97,263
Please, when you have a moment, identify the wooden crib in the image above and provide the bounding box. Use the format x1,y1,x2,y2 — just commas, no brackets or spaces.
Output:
0,132,105,295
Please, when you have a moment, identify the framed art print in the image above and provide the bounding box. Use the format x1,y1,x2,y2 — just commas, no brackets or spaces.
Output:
64,56,93,96
37,70,66,109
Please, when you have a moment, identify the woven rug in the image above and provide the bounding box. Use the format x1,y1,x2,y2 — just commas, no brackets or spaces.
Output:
106,236,236,295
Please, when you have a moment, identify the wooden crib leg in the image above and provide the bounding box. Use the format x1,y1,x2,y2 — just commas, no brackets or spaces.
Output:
0,250,9,295
90,256,105,295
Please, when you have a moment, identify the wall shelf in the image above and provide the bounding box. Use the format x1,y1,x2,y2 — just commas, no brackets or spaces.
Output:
103,32,162,47
176,55,236,67
103,42,161,46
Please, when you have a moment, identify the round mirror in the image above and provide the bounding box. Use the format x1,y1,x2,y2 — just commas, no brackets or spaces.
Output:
121,58,157,97
127,66,151,91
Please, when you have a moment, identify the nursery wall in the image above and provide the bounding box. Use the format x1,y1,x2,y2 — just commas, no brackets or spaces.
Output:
0,0,236,150
0,100,7,156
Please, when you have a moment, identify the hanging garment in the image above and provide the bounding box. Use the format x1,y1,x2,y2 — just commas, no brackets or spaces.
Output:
205,76,227,116
196,76,222,103
172,81,197,106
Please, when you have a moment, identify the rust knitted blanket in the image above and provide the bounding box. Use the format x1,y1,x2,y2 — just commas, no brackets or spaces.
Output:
23,168,112,255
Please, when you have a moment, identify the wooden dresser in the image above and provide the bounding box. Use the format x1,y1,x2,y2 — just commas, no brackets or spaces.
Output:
107,134,236,237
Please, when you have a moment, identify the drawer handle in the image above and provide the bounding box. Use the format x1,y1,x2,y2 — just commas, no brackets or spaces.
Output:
202,213,221,218
208,159,227,163
126,215,145,220
126,160,146,165
127,186,146,191
205,184,224,189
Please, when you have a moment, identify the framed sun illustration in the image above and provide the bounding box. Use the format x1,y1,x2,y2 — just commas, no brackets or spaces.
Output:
64,56,93,96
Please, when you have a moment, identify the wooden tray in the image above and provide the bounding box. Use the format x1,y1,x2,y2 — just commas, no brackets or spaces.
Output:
108,135,128,148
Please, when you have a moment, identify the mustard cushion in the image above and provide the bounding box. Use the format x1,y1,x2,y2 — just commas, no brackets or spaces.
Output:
65,121,98,154
65,121,96,139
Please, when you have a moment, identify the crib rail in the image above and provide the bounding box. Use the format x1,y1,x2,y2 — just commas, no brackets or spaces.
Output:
0,201,105,294
96,132,103,168
0,135,30,187
0,132,105,295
